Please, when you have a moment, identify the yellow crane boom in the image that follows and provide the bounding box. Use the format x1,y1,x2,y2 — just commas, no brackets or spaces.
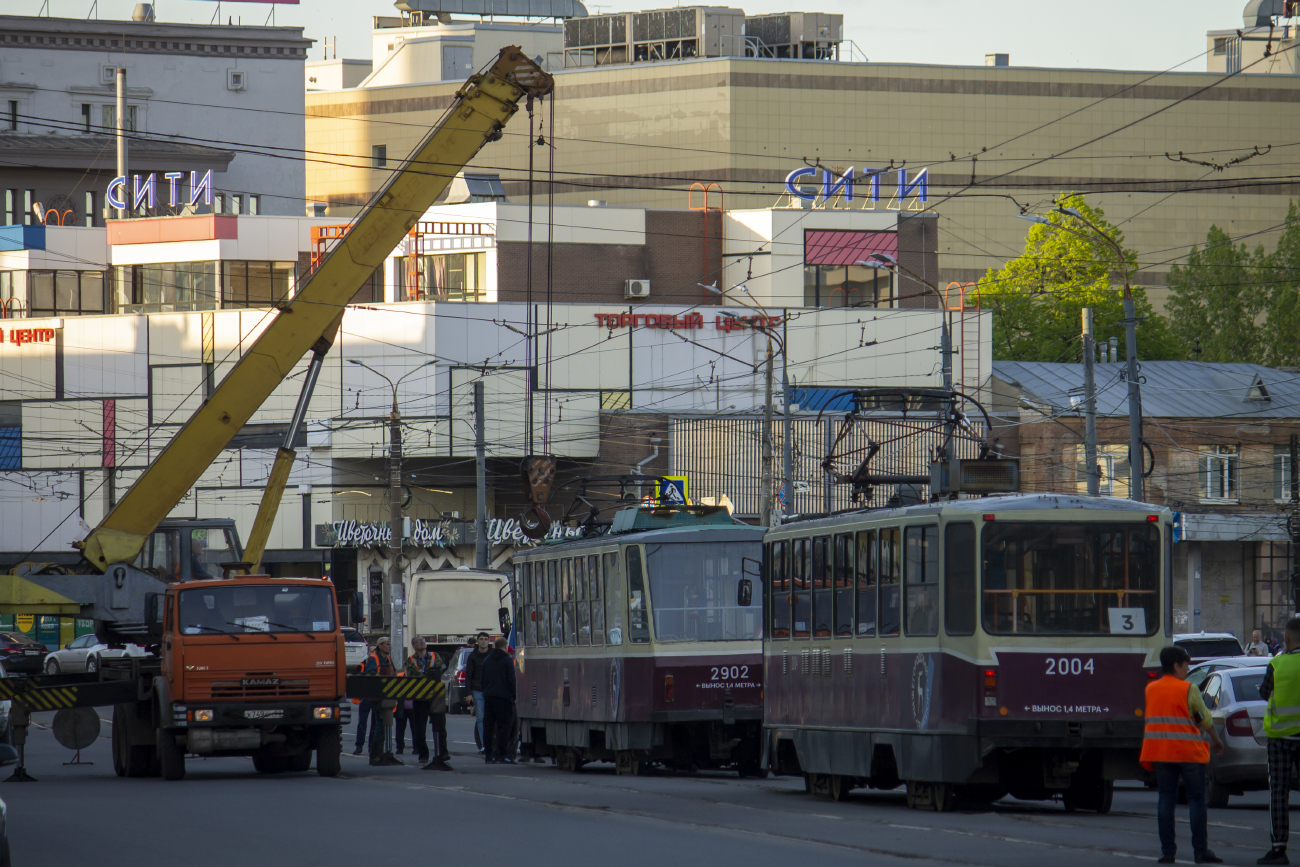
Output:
80,47,554,572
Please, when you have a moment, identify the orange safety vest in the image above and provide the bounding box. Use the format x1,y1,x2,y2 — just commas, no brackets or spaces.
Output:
1140,674,1210,769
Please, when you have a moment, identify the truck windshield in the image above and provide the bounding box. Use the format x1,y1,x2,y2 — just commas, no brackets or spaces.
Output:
179,584,336,635
645,542,761,642
982,522,1159,636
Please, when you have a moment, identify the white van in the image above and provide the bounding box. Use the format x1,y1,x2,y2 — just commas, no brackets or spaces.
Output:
405,568,510,660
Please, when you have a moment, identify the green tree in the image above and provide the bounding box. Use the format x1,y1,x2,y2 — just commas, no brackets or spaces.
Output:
1165,226,1267,364
1262,201,1300,368
978,194,1182,362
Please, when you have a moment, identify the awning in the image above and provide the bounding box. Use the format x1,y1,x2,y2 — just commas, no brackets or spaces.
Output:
0,574,82,616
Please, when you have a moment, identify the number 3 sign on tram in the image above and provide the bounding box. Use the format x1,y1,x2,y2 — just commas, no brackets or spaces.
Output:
1107,608,1146,634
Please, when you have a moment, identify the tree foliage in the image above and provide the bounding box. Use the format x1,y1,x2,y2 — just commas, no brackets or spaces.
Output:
1165,227,1267,364
977,194,1181,363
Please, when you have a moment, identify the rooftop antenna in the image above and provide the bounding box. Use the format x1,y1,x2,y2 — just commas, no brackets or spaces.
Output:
324,36,337,60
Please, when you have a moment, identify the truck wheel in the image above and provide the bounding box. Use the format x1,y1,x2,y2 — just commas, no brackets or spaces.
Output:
316,726,342,777
157,728,186,781
111,709,126,777
114,705,156,778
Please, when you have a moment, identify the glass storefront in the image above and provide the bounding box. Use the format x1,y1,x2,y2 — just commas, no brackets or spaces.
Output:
1255,541,1294,645
114,261,294,313
802,263,893,308
397,252,487,302
0,270,106,317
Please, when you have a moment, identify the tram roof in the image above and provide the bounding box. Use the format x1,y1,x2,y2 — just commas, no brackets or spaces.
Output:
513,523,766,556
772,493,1170,534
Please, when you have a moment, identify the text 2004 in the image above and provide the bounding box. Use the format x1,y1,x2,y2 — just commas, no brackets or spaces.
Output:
1044,657,1095,675
711,665,750,680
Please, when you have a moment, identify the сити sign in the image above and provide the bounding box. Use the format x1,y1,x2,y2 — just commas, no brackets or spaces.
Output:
106,169,214,211
785,166,928,207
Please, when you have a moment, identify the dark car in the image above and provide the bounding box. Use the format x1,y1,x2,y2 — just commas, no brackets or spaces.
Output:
447,645,476,715
0,632,48,674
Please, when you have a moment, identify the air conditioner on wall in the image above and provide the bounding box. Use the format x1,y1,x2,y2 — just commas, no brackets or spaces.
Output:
625,279,650,299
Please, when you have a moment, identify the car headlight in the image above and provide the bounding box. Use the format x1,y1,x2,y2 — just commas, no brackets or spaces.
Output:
312,706,336,720
191,709,214,722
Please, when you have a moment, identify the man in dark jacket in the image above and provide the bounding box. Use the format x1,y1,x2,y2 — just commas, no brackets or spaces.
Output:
464,632,492,753
480,637,517,764
362,637,402,766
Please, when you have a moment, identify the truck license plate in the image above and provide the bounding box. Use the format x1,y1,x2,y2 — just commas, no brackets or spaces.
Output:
244,709,284,720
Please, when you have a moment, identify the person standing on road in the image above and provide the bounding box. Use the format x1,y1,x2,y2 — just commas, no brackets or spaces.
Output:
1258,617,1300,865
1250,629,1272,657
403,637,444,766
1141,644,1225,865
363,637,402,767
480,637,516,764
464,632,492,754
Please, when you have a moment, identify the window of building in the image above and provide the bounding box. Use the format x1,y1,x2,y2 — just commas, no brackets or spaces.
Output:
1276,447,1296,503
23,191,33,226
802,264,893,308
1255,541,1294,646
81,103,92,133
372,144,387,168
1073,443,1130,497
6,101,16,132
398,252,487,302
4,190,16,226
0,271,24,317
84,191,96,227
0,401,20,471
1213,36,1228,55
247,195,259,216
27,270,105,317
1200,445,1238,502
100,104,137,132
222,261,294,308
114,262,218,313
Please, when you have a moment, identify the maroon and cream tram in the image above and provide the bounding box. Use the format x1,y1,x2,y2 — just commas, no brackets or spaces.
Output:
762,494,1170,811
511,506,766,775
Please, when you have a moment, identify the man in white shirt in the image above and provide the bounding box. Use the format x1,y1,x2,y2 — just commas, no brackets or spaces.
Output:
1250,629,1272,657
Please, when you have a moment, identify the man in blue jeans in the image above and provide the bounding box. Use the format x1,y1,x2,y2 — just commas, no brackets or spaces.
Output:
464,632,492,753
353,700,376,755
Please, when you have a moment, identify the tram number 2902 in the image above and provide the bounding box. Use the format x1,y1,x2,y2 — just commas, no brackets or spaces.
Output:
711,666,750,680
1045,657,1095,676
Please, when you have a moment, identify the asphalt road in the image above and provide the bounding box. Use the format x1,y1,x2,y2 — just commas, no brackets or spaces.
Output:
0,710,1290,866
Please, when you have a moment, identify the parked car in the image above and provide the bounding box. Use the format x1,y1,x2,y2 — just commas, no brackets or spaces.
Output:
1187,656,1268,691
0,666,11,743
1175,632,1245,663
1202,666,1270,807
0,632,48,674
342,628,369,671
44,634,147,675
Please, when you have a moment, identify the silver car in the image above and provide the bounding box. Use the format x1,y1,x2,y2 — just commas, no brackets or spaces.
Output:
43,634,146,675
1201,666,1270,807
1188,656,1269,691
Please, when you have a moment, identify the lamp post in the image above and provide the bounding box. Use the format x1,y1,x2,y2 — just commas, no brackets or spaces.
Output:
703,283,787,524
1017,209,1144,501
347,357,436,657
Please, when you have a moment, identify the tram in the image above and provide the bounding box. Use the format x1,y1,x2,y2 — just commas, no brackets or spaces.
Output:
511,505,766,775
762,493,1170,812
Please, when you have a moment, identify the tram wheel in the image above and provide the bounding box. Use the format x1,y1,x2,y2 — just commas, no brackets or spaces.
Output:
905,781,955,812
556,748,583,773
829,774,851,802
615,751,642,776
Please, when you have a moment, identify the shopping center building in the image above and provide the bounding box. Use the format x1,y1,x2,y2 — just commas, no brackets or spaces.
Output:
305,3,1300,308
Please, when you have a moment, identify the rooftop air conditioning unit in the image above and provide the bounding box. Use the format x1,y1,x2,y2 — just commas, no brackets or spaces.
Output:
625,279,650,299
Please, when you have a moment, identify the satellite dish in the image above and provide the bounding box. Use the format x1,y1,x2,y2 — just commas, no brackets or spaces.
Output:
52,707,101,751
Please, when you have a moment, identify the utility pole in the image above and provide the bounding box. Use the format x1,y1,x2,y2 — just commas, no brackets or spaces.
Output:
115,68,128,219
474,381,488,569
387,393,404,657
1122,294,1144,502
939,306,956,483
759,331,774,526
781,315,793,521
1081,308,1100,496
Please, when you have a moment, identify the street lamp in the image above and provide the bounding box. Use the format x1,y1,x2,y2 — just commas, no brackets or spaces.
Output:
346,357,437,658
702,283,788,525
1016,210,1144,501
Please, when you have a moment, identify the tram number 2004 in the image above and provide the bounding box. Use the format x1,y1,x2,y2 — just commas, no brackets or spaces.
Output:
1044,657,1095,676
711,666,750,680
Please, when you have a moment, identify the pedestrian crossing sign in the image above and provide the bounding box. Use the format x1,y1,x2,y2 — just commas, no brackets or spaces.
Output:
654,476,689,505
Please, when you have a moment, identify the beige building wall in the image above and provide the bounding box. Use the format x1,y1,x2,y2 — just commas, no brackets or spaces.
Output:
306,55,1300,311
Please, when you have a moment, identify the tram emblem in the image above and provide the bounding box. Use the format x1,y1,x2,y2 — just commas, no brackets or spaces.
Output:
911,654,935,731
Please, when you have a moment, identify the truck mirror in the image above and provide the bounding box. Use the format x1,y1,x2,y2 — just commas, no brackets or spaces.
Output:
498,607,512,636
737,578,753,607
350,591,364,624
144,592,165,639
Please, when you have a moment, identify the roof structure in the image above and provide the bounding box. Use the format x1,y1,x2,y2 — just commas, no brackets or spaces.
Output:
0,134,234,172
992,361,1300,420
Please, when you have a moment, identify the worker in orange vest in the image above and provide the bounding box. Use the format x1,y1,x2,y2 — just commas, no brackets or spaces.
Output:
1141,645,1225,865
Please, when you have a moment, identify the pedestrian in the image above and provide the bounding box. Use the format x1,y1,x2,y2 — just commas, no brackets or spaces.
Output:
394,700,410,755
480,636,516,764
1141,644,1224,865
403,636,446,767
352,697,376,756
1249,629,1272,657
464,632,492,754
1258,617,1300,865
363,637,402,766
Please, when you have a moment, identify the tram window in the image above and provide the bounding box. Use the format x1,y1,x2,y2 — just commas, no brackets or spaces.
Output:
549,560,563,647
770,541,791,639
547,560,558,607
833,533,854,638
590,555,605,645
904,526,939,637
812,536,832,638
562,559,573,602
879,528,901,636
518,563,531,647
644,542,761,642
575,557,586,602
604,552,625,645
944,523,976,636
855,530,877,636
981,522,1160,636
792,538,811,639
626,546,651,643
